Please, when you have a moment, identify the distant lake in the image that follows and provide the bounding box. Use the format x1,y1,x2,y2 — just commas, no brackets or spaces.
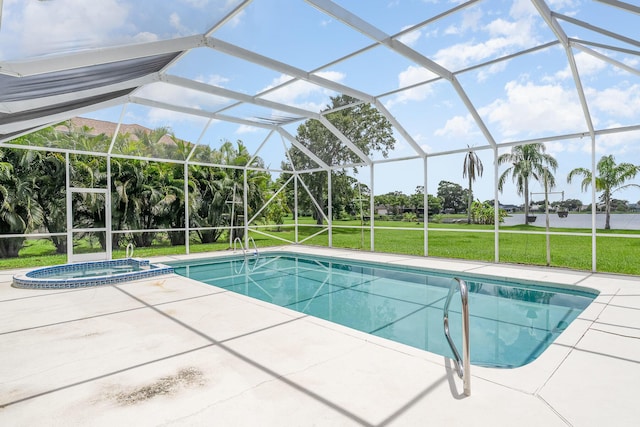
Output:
502,213,640,230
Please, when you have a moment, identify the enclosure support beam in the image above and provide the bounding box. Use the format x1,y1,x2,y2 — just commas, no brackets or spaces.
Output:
184,162,190,255
244,169,249,249
370,164,375,252
493,148,500,263
328,170,333,248
106,156,112,260
294,174,299,244
532,0,596,140
572,43,640,77
594,0,640,15
591,135,597,272
424,157,429,257
66,153,72,263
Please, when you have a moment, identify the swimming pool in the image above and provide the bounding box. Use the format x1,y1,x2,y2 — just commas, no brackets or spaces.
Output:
169,252,597,368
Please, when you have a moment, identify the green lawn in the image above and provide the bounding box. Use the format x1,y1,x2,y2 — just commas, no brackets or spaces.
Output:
3,217,640,275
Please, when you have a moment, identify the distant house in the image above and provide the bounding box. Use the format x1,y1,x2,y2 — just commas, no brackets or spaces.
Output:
55,117,176,145
376,205,389,215
499,204,518,213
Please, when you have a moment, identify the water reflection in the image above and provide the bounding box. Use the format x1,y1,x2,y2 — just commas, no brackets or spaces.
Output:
502,213,640,229
171,254,596,368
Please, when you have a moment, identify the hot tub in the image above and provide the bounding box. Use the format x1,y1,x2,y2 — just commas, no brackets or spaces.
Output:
12,258,173,289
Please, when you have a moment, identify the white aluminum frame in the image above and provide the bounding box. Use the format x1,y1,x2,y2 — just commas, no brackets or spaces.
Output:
1,0,639,273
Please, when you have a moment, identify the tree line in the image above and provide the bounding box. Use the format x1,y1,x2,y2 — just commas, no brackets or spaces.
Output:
349,142,640,231
0,125,276,258
498,143,640,229
0,95,398,258
1,95,638,259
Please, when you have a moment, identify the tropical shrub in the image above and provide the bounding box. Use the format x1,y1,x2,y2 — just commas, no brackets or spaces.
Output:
470,200,506,224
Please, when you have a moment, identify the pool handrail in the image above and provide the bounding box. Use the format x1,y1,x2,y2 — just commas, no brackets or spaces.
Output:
125,242,134,258
233,236,259,256
233,237,245,254
443,277,471,396
248,236,259,258
232,237,247,274
232,237,260,274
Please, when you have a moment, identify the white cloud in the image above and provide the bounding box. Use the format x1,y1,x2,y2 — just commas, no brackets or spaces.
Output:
397,26,421,46
595,128,640,155
145,109,209,127
180,0,210,8
9,0,131,56
547,0,581,9
588,84,640,119
434,115,479,139
388,0,542,96
170,13,190,35
432,16,538,72
225,9,245,29
480,80,587,138
398,65,438,88
385,65,438,108
131,32,159,43
315,70,347,83
410,133,432,153
125,106,208,129
509,0,537,19
195,74,231,87
544,140,582,156
476,61,508,82
236,124,262,134
259,71,345,112
622,57,639,69
136,82,231,111
550,51,608,81
444,8,483,36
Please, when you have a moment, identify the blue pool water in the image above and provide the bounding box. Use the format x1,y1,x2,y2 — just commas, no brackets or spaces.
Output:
169,252,597,368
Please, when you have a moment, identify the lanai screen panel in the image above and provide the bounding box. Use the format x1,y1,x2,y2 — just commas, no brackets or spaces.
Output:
0,0,637,201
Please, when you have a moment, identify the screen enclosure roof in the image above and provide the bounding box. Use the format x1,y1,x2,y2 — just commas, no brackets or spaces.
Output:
0,0,639,172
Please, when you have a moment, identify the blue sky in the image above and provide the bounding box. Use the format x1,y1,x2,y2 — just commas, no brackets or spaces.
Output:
1,0,639,206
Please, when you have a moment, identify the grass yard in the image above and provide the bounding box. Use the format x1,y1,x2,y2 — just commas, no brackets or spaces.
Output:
3,217,640,275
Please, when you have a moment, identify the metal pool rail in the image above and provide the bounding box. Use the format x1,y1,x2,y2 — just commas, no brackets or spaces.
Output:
443,277,471,396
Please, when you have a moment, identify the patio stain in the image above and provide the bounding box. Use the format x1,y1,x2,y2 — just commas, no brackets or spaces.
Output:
112,367,205,406
150,280,167,288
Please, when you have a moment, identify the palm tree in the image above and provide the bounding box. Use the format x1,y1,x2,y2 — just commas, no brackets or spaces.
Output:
0,148,44,257
463,146,483,224
18,127,68,253
34,150,68,253
153,163,190,246
498,143,558,224
133,126,172,158
190,164,233,243
567,155,639,230
220,140,269,241
111,157,162,248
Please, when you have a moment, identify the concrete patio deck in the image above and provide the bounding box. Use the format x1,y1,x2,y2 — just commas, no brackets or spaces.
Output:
1,246,638,426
